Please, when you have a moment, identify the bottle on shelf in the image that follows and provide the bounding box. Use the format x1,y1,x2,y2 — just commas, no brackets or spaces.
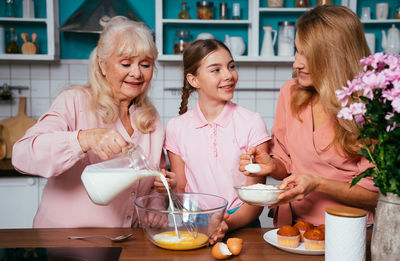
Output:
5,0,16,17
23,0,35,19
174,30,190,54
220,3,227,20
6,27,19,54
178,1,190,19
0,25,5,54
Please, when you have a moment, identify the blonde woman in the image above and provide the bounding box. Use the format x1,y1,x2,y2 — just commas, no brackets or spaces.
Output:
239,5,379,227
12,16,175,228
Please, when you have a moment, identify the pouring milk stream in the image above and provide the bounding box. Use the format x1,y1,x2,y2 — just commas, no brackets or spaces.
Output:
81,145,180,237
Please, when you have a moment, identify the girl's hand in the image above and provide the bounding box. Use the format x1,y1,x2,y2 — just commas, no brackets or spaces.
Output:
271,173,321,206
208,213,230,245
78,128,131,160
154,169,177,192
239,146,275,177
144,212,168,229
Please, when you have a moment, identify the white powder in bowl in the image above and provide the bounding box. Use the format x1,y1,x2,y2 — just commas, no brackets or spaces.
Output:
236,183,283,206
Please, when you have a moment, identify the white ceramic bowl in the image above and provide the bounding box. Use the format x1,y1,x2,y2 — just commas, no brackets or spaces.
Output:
234,184,285,206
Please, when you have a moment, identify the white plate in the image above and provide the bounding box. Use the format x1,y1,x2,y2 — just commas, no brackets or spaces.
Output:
263,229,324,255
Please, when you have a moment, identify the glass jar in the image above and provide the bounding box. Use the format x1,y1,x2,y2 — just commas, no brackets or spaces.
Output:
395,6,400,19
268,0,284,8
197,1,213,19
174,30,190,54
232,3,240,20
277,21,295,57
317,0,332,5
295,0,308,8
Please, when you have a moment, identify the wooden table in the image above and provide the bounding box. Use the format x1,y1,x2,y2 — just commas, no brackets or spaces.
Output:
0,228,372,260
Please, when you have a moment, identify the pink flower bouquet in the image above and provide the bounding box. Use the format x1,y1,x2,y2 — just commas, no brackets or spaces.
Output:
336,52,400,196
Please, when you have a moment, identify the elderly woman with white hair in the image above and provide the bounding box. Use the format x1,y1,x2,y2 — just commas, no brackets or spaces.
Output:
12,16,174,228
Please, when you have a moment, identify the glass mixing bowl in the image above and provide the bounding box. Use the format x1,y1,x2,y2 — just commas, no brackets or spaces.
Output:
134,192,228,250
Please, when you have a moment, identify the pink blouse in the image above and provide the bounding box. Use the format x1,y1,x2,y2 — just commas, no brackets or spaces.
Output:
165,102,271,210
12,88,164,228
271,80,378,226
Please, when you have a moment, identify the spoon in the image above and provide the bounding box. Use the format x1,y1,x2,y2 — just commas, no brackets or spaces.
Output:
68,233,132,242
245,155,261,173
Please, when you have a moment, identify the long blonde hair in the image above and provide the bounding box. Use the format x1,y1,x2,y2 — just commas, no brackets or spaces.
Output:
86,16,158,133
291,5,370,158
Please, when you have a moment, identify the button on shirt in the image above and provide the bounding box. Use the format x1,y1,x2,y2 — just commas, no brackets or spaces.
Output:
165,102,271,210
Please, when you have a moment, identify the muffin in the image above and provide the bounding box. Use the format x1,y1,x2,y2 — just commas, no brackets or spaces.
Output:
277,225,300,248
316,224,325,234
304,228,325,250
293,220,314,242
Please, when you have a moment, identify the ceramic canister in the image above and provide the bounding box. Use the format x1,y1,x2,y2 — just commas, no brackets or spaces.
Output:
325,206,367,261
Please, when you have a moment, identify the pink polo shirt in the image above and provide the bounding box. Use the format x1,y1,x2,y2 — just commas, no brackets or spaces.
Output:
12,88,164,228
164,102,271,210
271,80,378,226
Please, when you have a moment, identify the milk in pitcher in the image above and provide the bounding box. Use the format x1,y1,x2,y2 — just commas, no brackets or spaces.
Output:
81,145,161,205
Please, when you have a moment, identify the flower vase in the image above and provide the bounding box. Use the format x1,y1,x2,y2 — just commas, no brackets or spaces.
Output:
371,192,400,260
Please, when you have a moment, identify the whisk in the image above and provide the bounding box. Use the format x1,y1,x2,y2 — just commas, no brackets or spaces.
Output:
170,192,198,238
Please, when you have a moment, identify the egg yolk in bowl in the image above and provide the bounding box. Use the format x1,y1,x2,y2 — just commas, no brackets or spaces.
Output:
153,231,209,250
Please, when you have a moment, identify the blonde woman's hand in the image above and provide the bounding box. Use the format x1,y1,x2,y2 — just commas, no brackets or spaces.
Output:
239,146,276,177
154,169,177,192
78,128,131,160
271,173,321,206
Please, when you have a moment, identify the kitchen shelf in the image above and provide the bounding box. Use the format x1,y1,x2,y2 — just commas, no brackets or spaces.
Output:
158,54,294,63
0,0,59,62
259,8,311,12
0,53,57,61
157,0,393,63
362,19,400,24
162,19,251,25
0,17,47,23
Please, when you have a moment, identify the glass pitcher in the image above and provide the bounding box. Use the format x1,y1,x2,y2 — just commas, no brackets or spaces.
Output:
81,145,161,205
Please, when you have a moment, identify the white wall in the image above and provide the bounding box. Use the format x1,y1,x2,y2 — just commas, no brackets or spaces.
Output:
0,59,293,227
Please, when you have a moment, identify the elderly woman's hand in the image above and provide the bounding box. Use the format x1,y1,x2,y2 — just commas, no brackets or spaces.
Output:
154,169,177,192
239,146,276,177
78,128,131,160
272,173,322,205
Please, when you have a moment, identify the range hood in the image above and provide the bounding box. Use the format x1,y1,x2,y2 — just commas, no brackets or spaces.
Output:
61,0,142,34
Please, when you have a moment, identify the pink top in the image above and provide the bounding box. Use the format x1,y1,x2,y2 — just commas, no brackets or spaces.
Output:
164,102,271,210
271,80,378,226
12,88,164,228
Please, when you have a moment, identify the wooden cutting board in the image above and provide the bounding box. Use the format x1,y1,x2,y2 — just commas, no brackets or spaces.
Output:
0,125,6,160
0,97,37,159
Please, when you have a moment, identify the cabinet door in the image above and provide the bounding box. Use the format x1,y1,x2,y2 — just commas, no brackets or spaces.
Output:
0,177,39,228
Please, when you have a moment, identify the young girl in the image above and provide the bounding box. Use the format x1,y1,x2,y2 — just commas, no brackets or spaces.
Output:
164,39,271,233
